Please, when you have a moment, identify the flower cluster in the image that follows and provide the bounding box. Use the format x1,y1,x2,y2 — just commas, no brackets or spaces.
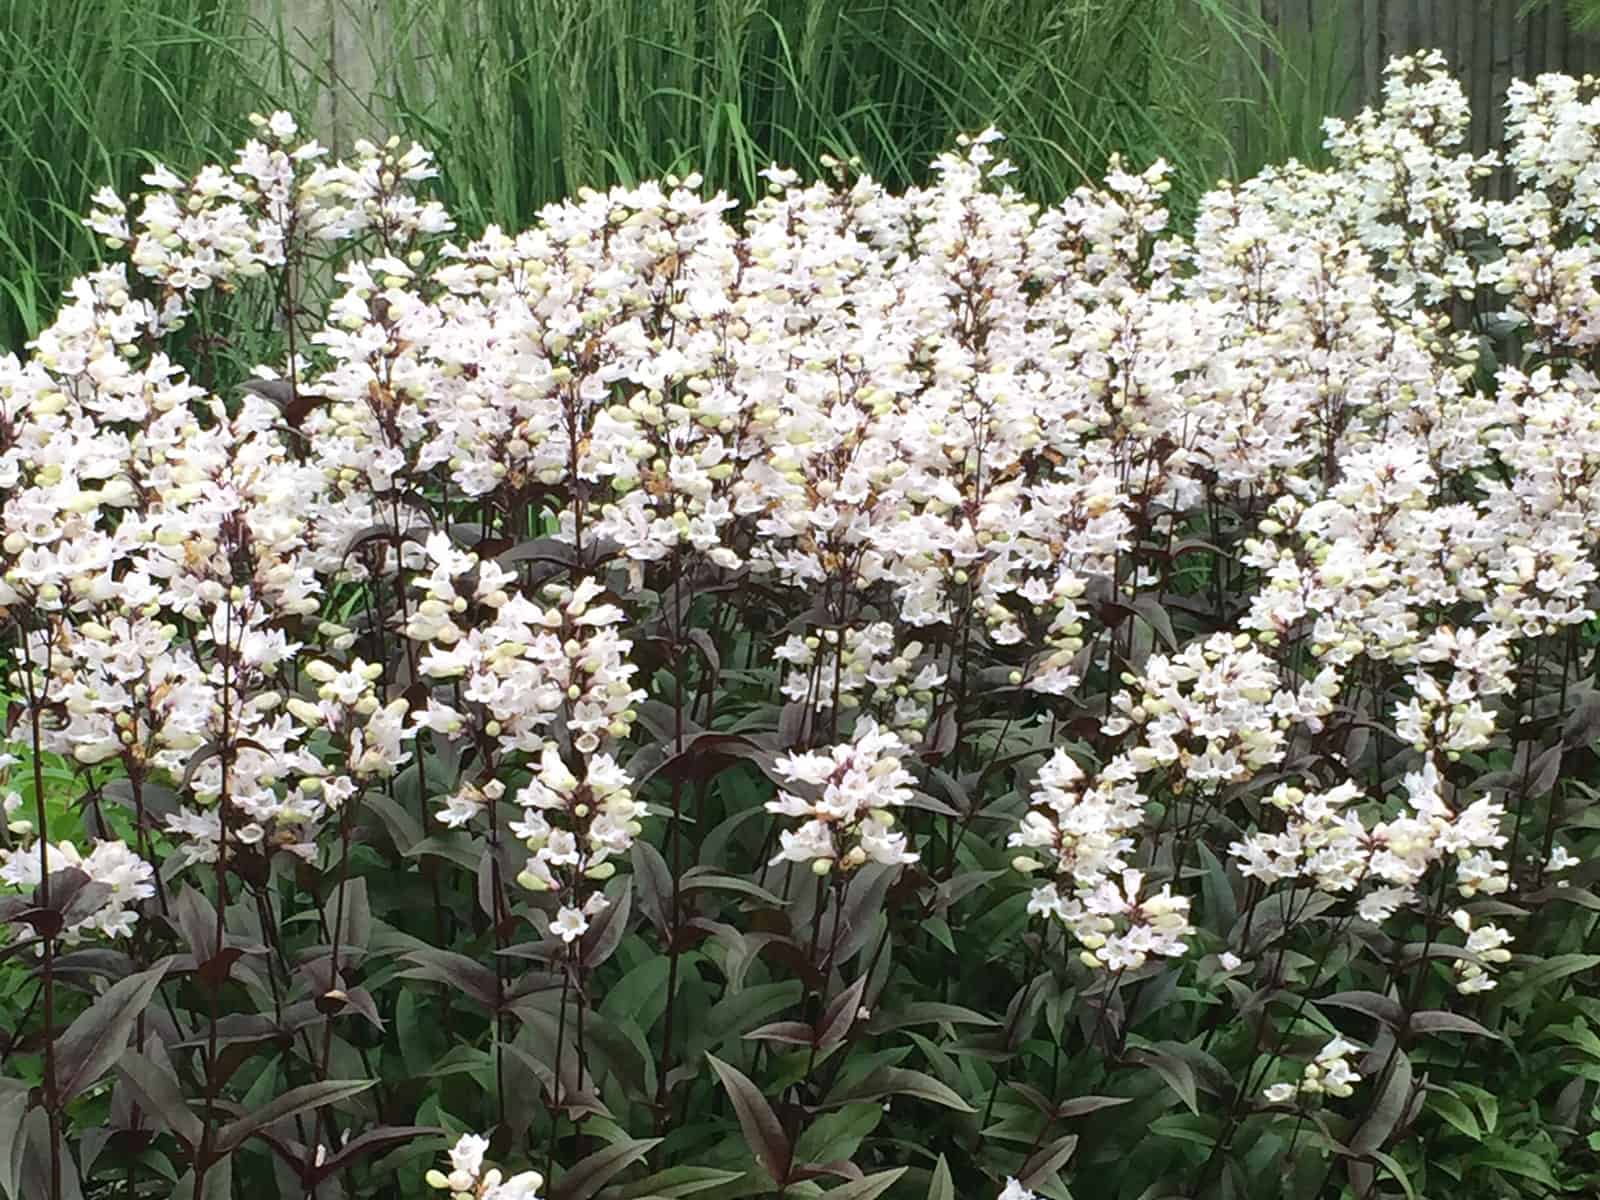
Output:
1,45,1599,1195
425,1134,542,1200
1451,908,1514,995
0,838,154,941
1263,1036,1364,1104
767,718,918,873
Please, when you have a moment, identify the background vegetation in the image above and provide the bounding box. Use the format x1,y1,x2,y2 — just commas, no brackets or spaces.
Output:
0,0,1343,356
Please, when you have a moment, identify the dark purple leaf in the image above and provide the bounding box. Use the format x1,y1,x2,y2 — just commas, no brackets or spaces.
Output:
215,1080,373,1156
1054,1094,1133,1119
549,1135,659,1200
1018,1133,1078,1188
817,975,868,1051
706,1053,792,1186
1351,1051,1412,1155
744,1021,816,1047
115,1046,203,1150
1321,990,1405,1031
631,840,674,938
55,964,170,1103
829,1066,975,1112
817,1167,906,1199
1407,1011,1496,1039
400,948,502,1010
310,1127,441,1185
582,881,632,968
864,1002,998,1034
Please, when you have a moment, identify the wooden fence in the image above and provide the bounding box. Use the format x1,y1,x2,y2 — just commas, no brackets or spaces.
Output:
1241,1,1600,194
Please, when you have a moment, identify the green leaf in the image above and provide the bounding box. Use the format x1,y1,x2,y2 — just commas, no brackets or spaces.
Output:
819,1167,907,1200
1124,1046,1198,1115
926,1156,954,1200
1370,1150,1418,1200
795,1102,883,1167
616,1166,744,1199
695,981,804,1056
680,871,785,907
1503,953,1600,1002
1196,843,1236,933
924,917,956,955
1430,1092,1481,1141
1469,1144,1559,1187
601,956,675,1029
1148,1113,1221,1148
830,1065,975,1113
1456,1083,1499,1134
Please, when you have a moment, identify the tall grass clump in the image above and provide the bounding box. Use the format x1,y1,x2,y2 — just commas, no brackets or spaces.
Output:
364,0,1271,232
3,1,1321,355
0,0,276,351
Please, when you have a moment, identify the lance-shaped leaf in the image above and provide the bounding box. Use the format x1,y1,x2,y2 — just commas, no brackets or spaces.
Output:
631,840,675,937
706,1054,792,1187
582,880,632,968
19,1107,82,1200
1017,1133,1078,1188
214,1079,374,1157
116,1048,203,1149
1352,1051,1412,1155
0,1085,27,1200
1407,1010,1497,1039
926,1156,954,1200
865,1002,999,1034
1054,1094,1133,1119
1321,990,1405,1031
1123,1047,1198,1116
399,947,502,1010
55,963,170,1103
550,1136,660,1200
828,1066,975,1113
614,1165,743,1199
816,974,869,1051
819,1167,907,1200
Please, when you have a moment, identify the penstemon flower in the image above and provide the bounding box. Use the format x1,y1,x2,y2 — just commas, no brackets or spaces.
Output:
3,51,1600,1193
766,717,918,874
0,839,154,941
425,1133,543,1199
1262,1036,1364,1105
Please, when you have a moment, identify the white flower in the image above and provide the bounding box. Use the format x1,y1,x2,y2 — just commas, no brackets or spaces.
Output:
1263,1082,1298,1104
551,906,589,943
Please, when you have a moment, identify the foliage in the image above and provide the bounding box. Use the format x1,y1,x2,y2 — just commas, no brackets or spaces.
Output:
362,0,1264,236
3,0,1309,353
4,49,1600,1200
0,0,274,353
1525,0,1600,33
